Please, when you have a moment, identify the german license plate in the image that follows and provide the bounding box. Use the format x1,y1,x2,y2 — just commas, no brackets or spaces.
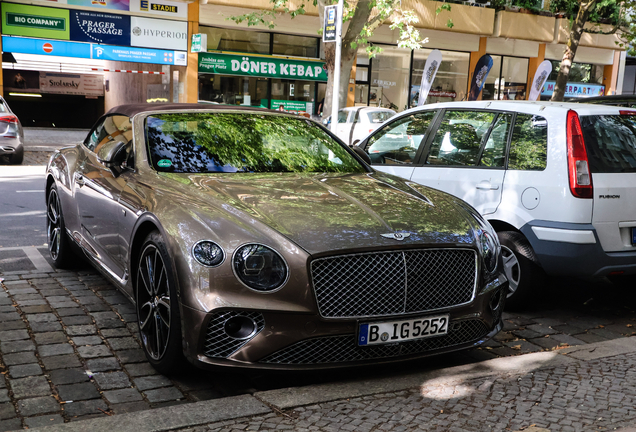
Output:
358,314,449,346
632,228,636,245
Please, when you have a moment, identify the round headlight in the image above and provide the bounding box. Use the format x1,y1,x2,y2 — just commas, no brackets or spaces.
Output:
192,241,224,267
233,244,288,292
480,231,499,273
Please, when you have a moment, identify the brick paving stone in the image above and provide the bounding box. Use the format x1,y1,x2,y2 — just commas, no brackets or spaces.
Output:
124,363,156,377
575,332,611,344
66,325,97,336
57,383,100,401
75,296,102,305
550,333,587,346
525,324,559,336
17,396,59,416
93,371,131,390
26,313,58,323
144,387,183,403
107,337,139,351
30,321,63,332
96,319,126,329
0,418,22,430
45,296,71,303
0,329,29,341
110,401,150,414
528,336,562,350
133,375,172,391
34,332,68,345
63,399,108,418
1,339,35,353
24,414,65,427
62,315,94,326
0,321,26,331
56,308,87,317
503,340,544,353
86,357,121,372
49,369,90,386
77,345,111,358
41,354,82,370
14,294,43,302
102,388,143,404
511,329,543,339
50,301,81,309
39,343,74,357
9,363,43,378
101,328,131,338
117,349,146,363
17,299,48,306
85,303,112,312
0,389,9,403
0,403,16,420
552,324,587,335
489,346,522,357
121,314,137,323
0,313,22,322
4,351,38,365
72,336,103,346
11,375,51,399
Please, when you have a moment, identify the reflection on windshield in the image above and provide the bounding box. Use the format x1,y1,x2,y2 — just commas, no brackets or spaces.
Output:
145,113,366,174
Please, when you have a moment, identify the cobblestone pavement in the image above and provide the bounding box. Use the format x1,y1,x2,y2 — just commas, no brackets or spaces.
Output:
177,352,636,432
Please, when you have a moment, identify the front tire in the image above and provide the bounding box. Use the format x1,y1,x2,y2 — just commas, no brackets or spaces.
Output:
136,231,184,374
46,185,75,268
497,231,546,310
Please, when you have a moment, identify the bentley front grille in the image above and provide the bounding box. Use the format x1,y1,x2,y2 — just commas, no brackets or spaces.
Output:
311,249,477,318
203,311,265,359
260,319,489,365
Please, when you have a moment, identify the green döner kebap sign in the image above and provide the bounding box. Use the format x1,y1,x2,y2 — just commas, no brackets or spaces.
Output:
199,52,328,82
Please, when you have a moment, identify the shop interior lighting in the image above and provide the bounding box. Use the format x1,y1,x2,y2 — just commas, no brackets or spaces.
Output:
8,93,42,98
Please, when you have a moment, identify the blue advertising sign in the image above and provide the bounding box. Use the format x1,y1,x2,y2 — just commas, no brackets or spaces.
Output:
468,54,493,101
540,81,605,98
2,36,91,58
91,44,186,65
70,10,130,46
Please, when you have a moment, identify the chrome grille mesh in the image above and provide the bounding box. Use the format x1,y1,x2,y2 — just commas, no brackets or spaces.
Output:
311,249,476,318
260,319,489,365
203,311,265,359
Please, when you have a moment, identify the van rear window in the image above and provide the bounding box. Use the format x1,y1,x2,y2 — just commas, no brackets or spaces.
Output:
580,115,636,173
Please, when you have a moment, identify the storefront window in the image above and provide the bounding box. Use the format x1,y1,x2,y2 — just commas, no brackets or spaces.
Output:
410,49,470,107
198,75,269,107
482,56,529,101
201,27,270,54
369,45,411,111
273,34,319,58
548,60,603,84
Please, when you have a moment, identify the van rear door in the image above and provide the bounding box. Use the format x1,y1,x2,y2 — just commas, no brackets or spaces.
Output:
580,111,636,252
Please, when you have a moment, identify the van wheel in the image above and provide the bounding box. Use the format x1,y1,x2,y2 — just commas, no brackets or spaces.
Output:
497,231,545,310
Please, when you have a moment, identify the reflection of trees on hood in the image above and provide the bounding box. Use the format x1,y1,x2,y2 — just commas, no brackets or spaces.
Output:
146,113,365,173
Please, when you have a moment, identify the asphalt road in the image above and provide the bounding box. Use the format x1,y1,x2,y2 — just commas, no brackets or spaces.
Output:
22,127,89,151
0,166,47,248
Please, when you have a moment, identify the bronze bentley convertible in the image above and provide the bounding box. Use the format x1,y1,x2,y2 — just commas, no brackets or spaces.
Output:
45,104,506,373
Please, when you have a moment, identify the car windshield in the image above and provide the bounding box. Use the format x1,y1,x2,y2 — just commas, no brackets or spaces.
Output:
145,112,367,173
366,111,394,123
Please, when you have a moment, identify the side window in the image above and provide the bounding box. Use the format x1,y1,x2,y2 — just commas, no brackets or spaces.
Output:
337,111,348,124
508,114,547,171
479,113,513,168
426,110,496,167
364,111,436,165
84,120,106,152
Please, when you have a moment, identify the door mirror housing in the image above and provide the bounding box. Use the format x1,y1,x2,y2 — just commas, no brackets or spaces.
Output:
97,140,128,166
352,145,371,165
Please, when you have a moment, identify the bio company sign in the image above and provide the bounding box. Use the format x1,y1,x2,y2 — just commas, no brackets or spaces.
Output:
1,3,70,40
198,53,328,82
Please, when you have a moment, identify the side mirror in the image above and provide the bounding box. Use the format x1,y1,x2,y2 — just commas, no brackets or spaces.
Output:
352,145,371,165
352,139,360,146
97,140,127,166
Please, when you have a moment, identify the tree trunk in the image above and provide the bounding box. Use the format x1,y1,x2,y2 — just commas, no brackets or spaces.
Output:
322,0,373,119
550,1,595,101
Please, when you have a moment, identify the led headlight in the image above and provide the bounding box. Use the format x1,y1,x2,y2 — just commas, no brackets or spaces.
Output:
480,230,499,273
233,244,288,292
192,241,224,267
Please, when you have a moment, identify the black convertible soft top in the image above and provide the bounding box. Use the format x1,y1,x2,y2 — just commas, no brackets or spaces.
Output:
105,103,274,118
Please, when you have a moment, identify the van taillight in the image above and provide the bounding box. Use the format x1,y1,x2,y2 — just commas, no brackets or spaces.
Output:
566,110,593,198
620,110,636,116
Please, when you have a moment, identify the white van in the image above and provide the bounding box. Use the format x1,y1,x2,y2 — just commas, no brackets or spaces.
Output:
356,101,636,308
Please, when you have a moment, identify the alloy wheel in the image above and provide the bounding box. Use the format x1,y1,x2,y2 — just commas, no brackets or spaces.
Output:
501,245,521,297
47,189,62,261
137,244,172,361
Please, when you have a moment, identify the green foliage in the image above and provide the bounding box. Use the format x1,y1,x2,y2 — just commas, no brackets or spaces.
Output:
549,0,622,25
511,0,542,12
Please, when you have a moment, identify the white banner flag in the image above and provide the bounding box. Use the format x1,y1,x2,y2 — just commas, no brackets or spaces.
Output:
528,60,552,101
417,49,443,106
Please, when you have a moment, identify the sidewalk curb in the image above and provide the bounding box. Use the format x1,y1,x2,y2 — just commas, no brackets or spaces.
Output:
16,336,636,432
25,394,270,432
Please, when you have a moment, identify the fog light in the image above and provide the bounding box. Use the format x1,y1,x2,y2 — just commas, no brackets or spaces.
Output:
224,316,257,340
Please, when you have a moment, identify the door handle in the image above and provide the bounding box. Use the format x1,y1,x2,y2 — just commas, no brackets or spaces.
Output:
74,173,85,186
476,182,499,190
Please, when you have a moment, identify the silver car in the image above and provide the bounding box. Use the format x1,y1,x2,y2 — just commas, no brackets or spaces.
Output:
0,97,24,165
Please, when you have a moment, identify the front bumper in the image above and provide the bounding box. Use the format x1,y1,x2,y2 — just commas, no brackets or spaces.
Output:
179,280,507,370
521,221,636,277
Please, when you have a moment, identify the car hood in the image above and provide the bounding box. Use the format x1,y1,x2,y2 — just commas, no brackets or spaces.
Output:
163,171,477,255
